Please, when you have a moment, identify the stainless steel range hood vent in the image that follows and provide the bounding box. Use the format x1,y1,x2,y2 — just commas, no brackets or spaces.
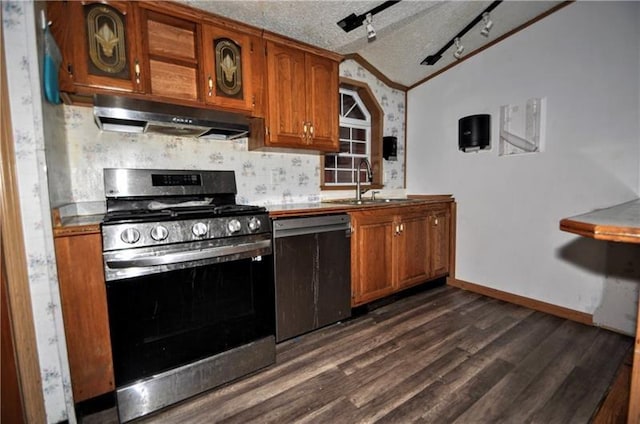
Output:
93,95,251,140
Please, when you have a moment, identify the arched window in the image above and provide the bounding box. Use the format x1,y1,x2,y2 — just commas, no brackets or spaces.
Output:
323,80,383,189
324,88,371,185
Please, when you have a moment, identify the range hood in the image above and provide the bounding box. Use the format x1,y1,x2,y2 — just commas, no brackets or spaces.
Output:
93,94,251,140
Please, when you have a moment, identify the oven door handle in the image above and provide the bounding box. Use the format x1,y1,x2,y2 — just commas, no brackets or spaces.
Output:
106,239,271,269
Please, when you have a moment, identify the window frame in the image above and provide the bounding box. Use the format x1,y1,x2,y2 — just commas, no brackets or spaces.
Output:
321,78,383,191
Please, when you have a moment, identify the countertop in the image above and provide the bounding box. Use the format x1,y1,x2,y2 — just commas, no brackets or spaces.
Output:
268,194,454,218
52,194,455,233
559,199,640,244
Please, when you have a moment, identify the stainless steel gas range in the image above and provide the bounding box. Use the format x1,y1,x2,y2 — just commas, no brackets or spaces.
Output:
100,168,275,422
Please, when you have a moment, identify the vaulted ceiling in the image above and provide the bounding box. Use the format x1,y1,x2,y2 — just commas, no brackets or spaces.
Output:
184,1,565,88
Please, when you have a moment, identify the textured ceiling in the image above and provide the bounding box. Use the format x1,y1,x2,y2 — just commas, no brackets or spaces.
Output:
184,0,564,88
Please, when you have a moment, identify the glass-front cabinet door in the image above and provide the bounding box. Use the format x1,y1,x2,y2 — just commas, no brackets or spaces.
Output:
201,25,258,114
72,1,141,93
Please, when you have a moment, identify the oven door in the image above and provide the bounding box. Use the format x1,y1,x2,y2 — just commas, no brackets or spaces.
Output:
106,249,274,387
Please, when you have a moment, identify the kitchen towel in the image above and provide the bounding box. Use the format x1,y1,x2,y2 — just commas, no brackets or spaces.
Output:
43,25,62,105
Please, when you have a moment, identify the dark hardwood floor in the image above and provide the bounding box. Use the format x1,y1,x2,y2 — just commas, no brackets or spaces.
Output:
84,284,632,424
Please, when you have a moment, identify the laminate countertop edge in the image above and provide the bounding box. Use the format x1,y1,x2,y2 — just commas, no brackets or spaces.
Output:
559,198,640,244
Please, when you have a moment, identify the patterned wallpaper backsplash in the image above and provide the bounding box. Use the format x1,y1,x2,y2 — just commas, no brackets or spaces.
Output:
50,59,406,208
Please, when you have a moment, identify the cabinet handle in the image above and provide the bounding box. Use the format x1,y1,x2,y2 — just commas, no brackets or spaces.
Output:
309,123,314,138
302,122,308,141
434,218,439,225
400,223,405,233
252,94,256,108
208,76,213,96
134,60,140,84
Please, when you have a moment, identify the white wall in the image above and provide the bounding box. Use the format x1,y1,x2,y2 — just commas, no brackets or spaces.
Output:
407,2,640,316
3,1,74,422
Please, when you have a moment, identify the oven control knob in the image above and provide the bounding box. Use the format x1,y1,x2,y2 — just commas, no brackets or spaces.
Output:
120,227,140,244
227,219,242,234
150,225,169,241
248,217,261,232
192,222,208,237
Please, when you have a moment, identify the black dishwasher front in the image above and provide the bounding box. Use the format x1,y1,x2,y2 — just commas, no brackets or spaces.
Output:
272,214,351,342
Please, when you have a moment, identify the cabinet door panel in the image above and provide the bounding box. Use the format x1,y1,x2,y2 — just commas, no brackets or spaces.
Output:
138,7,199,101
265,41,307,146
430,207,451,277
351,213,395,306
149,60,198,100
72,1,139,93
306,54,339,151
54,233,114,402
396,213,430,289
202,26,257,113
147,19,196,60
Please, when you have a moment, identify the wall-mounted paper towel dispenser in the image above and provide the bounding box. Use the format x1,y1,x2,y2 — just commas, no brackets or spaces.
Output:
383,136,397,161
459,114,490,152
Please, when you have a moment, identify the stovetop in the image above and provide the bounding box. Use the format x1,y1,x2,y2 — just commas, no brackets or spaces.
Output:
103,203,266,224
101,169,271,252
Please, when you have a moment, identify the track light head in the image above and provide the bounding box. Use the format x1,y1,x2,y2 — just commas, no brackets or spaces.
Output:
365,13,376,41
453,37,464,59
480,12,493,37
420,0,502,67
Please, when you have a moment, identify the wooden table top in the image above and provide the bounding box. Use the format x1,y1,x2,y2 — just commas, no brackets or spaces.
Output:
560,199,640,244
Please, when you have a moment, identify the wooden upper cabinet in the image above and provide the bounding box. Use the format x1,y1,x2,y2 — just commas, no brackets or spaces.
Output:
201,25,259,113
49,0,140,94
261,40,339,152
264,41,308,146
137,6,200,102
305,54,339,150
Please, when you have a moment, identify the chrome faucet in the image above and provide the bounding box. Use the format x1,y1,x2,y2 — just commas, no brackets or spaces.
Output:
355,158,373,202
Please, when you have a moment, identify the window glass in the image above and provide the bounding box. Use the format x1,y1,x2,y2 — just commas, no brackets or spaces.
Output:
325,88,371,186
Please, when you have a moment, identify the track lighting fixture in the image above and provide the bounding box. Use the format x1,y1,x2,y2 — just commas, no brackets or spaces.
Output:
337,0,401,40
421,0,502,66
480,12,493,37
453,37,464,59
365,13,376,41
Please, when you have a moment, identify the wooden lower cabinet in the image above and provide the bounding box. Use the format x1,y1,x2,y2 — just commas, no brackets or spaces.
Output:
429,205,451,278
350,209,396,306
350,202,453,307
54,230,114,402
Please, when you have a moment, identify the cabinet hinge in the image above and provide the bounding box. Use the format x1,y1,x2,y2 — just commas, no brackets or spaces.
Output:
265,126,269,136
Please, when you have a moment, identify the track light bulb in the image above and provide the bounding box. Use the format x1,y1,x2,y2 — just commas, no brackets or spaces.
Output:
453,37,464,59
365,13,376,41
480,12,493,37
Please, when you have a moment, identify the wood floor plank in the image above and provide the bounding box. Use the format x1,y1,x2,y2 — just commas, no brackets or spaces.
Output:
218,368,346,424
85,286,631,424
529,329,632,424
453,320,598,423
417,359,515,423
372,310,557,423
